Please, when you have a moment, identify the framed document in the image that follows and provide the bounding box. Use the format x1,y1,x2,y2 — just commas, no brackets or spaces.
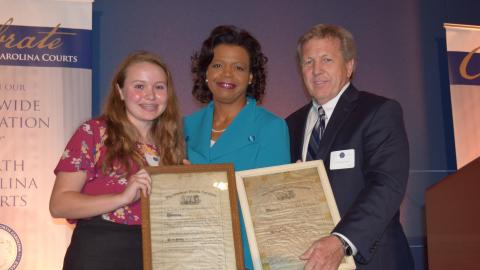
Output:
236,160,356,270
142,164,244,270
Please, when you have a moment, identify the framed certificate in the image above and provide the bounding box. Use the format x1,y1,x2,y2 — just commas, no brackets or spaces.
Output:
236,160,356,270
142,164,244,270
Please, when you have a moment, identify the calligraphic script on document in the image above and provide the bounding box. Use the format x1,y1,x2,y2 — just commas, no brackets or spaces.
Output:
142,164,244,270
236,160,356,270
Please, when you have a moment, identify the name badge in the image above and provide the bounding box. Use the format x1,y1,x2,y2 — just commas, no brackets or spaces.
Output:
330,149,355,170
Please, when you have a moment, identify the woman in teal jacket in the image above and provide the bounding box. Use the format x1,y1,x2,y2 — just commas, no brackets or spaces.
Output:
184,25,290,269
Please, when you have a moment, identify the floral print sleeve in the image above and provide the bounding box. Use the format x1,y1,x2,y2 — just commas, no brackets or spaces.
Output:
53,118,158,225
54,119,104,181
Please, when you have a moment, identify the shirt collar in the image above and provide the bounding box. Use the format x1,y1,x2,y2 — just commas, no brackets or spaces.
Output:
311,82,350,120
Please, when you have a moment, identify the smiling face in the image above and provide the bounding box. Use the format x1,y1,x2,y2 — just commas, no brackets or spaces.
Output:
117,61,168,131
301,37,354,105
206,44,253,107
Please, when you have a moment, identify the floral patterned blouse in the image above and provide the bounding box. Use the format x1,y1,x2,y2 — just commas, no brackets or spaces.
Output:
54,118,160,225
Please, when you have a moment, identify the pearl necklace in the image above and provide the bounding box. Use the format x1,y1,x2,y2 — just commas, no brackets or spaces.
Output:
211,128,226,133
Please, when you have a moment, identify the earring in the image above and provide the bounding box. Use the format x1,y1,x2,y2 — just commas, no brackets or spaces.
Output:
205,78,208,83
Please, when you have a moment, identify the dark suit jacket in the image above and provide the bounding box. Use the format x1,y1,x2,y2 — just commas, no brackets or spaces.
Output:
286,85,414,270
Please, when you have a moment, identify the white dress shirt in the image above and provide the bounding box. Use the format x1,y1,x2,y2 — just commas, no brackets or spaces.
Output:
301,82,358,256
301,82,349,161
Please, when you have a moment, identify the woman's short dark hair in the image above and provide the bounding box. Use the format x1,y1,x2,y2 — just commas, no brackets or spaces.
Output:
191,25,267,103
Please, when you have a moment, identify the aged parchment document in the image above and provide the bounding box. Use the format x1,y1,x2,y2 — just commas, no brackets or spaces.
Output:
143,164,242,270
236,161,356,270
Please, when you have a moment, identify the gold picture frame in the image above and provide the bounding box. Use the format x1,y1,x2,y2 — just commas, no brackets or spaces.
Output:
142,164,244,270
235,160,356,270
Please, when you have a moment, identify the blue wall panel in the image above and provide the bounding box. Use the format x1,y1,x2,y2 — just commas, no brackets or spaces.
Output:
91,1,480,268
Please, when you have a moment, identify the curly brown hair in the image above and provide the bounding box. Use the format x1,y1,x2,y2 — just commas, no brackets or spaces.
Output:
102,51,185,173
191,25,268,103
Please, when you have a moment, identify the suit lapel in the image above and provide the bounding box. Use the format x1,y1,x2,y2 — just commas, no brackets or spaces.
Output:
187,102,214,160
210,99,257,159
317,85,359,159
290,103,311,161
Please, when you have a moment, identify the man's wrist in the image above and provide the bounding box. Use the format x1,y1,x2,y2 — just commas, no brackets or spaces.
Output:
332,234,353,256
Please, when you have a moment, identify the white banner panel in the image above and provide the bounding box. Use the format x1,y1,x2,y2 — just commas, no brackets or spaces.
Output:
445,23,480,169
0,1,92,269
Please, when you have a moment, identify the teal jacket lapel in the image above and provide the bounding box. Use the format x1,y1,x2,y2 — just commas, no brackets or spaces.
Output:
187,98,258,161
211,99,257,159
187,102,214,161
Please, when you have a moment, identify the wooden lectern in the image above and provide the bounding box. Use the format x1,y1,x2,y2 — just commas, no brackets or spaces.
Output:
425,156,480,270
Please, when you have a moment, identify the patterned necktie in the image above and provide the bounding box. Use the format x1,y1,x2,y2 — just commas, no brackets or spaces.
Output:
306,106,326,161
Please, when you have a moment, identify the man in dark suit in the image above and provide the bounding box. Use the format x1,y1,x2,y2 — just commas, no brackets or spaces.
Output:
286,24,414,270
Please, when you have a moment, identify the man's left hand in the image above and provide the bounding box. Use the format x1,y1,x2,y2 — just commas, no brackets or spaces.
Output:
300,235,344,270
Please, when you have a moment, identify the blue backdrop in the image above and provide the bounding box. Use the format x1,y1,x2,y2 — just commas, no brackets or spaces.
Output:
91,1,480,269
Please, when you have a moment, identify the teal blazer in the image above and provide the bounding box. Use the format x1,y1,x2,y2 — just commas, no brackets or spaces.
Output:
184,98,290,269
